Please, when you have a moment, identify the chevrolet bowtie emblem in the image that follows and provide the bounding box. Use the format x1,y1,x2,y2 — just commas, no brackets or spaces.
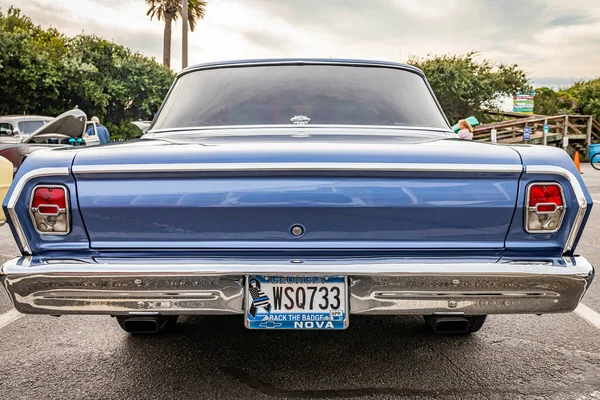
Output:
259,321,283,329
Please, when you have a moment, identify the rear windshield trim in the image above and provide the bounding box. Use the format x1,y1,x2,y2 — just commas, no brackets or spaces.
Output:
148,124,452,136
178,59,426,79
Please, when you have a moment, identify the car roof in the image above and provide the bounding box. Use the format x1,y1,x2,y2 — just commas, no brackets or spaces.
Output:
180,58,424,77
0,115,53,122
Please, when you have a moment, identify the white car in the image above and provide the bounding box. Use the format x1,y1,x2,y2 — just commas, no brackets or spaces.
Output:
0,115,54,142
0,109,100,174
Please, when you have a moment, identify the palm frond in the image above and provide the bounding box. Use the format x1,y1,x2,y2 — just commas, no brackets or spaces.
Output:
146,0,207,30
187,0,207,31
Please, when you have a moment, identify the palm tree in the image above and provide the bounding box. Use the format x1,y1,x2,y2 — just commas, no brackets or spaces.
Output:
146,0,207,68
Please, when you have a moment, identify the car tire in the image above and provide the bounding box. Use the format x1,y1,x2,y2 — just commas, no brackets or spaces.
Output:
115,315,179,334
424,315,487,335
465,315,487,333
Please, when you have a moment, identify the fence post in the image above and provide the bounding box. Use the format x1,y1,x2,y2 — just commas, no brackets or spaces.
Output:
587,116,593,159
543,119,548,146
563,115,569,150
491,128,497,143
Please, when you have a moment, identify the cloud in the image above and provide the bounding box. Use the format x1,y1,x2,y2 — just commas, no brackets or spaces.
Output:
551,13,595,26
5,0,600,79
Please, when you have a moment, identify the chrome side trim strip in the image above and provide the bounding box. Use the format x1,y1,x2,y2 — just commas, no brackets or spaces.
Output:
72,163,523,175
6,167,70,254
524,165,587,253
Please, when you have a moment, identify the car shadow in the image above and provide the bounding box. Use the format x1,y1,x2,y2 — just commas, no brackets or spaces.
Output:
116,315,493,398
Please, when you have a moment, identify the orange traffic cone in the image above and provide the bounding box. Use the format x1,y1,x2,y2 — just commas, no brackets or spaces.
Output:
574,151,583,174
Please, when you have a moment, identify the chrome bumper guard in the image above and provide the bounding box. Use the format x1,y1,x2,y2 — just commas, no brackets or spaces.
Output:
0,257,594,316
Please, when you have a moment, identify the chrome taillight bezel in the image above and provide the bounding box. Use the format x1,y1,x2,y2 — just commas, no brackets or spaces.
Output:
524,182,566,234
29,184,71,235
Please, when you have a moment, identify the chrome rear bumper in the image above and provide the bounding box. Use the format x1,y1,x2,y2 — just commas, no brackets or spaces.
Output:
0,257,594,316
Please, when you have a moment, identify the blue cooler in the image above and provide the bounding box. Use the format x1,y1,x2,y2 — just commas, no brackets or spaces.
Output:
589,144,600,160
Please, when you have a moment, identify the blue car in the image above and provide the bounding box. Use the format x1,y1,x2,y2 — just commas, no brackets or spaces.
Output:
0,59,594,335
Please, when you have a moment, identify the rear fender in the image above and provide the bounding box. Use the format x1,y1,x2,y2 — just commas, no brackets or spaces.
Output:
2,149,89,255
506,145,592,256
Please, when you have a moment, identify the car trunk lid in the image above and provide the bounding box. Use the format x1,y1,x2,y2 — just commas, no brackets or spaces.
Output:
72,132,523,252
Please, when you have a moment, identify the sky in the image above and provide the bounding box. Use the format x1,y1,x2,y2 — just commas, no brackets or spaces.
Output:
4,0,600,89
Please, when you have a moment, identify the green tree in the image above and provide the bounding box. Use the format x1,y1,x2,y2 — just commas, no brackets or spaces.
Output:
533,87,576,116
567,79,600,122
61,35,174,130
409,52,531,124
0,7,68,115
0,7,176,140
534,80,600,122
146,0,207,68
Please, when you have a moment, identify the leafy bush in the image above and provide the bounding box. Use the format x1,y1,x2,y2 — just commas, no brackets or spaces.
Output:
0,7,175,141
408,52,531,125
533,88,576,116
567,79,600,122
534,79,600,122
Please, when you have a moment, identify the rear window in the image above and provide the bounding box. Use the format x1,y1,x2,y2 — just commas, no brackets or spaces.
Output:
152,65,449,130
18,120,47,134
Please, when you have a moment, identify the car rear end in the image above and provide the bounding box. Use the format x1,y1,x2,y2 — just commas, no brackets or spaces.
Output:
0,60,594,334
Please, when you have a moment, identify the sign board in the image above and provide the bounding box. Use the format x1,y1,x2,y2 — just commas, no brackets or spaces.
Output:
513,91,535,114
523,126,531,141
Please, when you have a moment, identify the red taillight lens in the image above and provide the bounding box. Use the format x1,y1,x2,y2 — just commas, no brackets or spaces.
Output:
32,187,66,212
528,185,563,210
525,183,565,233
30,186,70,234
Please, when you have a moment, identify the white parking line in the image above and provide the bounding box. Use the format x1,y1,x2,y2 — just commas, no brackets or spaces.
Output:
576,391,600,400
593,199,600,204
0,308,23,330
574,303,600,330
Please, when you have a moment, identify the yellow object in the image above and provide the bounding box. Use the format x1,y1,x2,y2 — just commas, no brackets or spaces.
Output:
0,156,13,224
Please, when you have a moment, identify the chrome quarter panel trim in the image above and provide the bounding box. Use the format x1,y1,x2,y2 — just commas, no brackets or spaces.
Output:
72,163,523,175
524,165,588,253
6,167,70,254
1,257,593,315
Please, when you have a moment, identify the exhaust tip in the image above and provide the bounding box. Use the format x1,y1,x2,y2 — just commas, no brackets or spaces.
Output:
432,318,469,334
425,315,470,334
123,317,160,334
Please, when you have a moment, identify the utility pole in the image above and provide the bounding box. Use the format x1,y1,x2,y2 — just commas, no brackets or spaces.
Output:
182,0,189,69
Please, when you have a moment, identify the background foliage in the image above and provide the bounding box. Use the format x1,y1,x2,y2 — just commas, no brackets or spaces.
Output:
408,52,531,124
535,79,600,123
5,6,596,136
0,7,175,140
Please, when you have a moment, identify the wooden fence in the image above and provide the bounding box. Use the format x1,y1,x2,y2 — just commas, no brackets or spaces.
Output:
473,114,600,158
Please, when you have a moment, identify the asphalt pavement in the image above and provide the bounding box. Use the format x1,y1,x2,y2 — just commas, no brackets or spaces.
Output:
1,165,600,400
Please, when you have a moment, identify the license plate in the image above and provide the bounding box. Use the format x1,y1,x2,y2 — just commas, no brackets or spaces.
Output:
245,275,348,330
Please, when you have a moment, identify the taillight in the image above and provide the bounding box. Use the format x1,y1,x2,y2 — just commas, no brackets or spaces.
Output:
29,185,70,234
525,183,565,233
